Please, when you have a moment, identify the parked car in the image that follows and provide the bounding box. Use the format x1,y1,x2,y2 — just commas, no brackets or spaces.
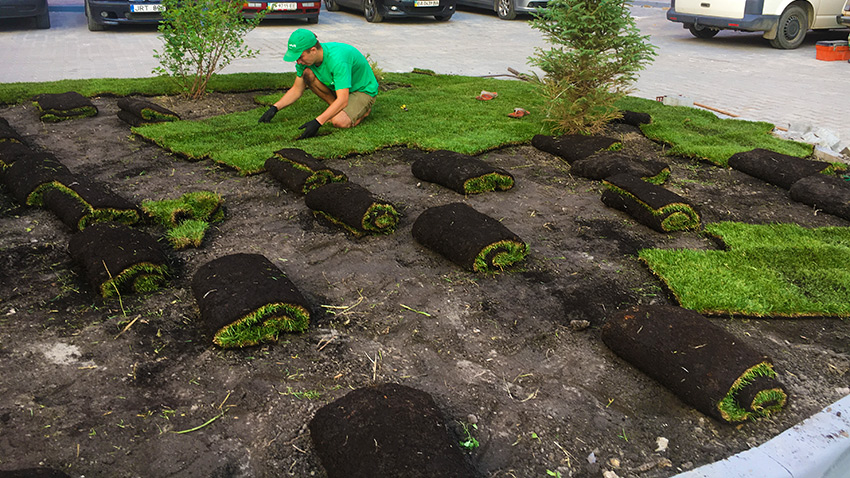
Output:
0,0,50,28
85,0,319,31
240,1,320,23
324,0,456,22
667,0,847,49
85,0,162,31
456,0,546,20
840,0,850,27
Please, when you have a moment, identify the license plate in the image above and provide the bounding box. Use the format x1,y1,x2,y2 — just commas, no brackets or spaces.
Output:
269,2,298,10
414,0,439,6
130,3,164,12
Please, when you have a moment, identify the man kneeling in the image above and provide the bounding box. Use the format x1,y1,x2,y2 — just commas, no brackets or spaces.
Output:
258,29,378,140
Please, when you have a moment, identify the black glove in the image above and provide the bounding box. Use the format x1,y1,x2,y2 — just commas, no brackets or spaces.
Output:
258,106,278,123
297,118,322,140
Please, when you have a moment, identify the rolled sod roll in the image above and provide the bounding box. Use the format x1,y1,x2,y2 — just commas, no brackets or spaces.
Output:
789,174,850,221
309,383,479,478
34,92,98,122
601,173,700,232
412,202,528,272
411,149,514,194
41,176,141,231
305,182,399,237
265,148,347,194
601,304,788,423
0,140,34,170
1,116,24,142
116,110,146,127
570,151,670,184
613,110,652,127
116,97,180,122
1,151,75,205
727,148,832,190
191,253,310,348
68,222,169,299
531,134,621,164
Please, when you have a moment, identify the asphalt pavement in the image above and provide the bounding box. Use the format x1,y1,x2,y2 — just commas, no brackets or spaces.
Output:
0,1,848,146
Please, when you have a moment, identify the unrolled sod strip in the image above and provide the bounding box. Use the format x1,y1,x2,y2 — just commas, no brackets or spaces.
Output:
116,98,180,122
412,202,528,272
601,304,788,423
601,172,700,232
411,149,514,195
305,182,399,237
265,148,347,195
34,92,98,122
191,253,311,348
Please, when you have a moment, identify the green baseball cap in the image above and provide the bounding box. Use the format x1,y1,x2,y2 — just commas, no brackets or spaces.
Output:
283,29,318,62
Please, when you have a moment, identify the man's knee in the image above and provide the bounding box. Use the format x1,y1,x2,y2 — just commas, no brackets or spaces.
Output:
302,68,317,86
330,112,353,128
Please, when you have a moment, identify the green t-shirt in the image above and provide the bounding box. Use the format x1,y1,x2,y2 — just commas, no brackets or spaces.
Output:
295,42,378,97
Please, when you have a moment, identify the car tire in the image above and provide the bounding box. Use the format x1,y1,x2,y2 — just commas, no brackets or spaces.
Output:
495,0,516,20
35,11,50,29
85,0,106,31
364,0,383,22
306,15,319,23
769,4,808,49
687,24,718,39
434,13,452,21
324,0,339,11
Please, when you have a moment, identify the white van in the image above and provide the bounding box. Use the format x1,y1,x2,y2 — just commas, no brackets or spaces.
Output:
666,0,847,49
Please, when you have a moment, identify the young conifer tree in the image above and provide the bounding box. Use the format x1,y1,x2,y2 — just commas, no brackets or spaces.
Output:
529,0,656,134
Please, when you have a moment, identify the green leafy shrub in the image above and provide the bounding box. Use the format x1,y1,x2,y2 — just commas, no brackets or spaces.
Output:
529,0,656,134
153,0,265,99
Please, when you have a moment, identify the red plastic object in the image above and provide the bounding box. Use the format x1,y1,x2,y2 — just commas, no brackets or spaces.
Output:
815,41,850,61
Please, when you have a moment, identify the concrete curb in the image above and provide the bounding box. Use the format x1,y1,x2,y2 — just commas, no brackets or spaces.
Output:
673,394,850,478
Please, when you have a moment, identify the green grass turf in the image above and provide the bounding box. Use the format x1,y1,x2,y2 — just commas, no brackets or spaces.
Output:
142,191,223,226
214,303,310,348
167,219,210,249
102,263,169,298
0,73,289,105
717,362,786,423
474,240,529,272
142,191,223,249
616,97,814,166
639,222,850,317
464,173,515,194
2,72,817,170
133,73,552,174
38,108,98,123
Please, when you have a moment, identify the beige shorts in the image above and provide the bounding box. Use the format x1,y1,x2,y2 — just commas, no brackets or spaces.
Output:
343,92,376,124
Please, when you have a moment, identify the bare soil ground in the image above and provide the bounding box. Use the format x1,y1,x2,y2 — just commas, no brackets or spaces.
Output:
1,92,848,478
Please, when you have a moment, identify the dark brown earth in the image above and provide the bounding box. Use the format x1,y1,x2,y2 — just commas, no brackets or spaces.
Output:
1,92,849,478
